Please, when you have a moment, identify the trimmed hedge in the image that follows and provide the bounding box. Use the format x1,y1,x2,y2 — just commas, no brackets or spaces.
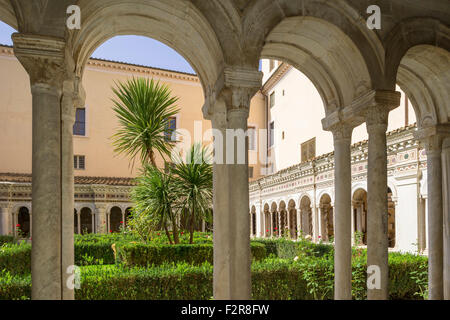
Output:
0,256,428,300
0,235,15,246
0,243,31,276
116,242,267,267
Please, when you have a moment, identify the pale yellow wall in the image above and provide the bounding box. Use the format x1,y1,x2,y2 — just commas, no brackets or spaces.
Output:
261,59,417,172
0,46,266,180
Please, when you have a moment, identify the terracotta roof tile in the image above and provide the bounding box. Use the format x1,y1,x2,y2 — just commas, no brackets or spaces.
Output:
0,173,137,186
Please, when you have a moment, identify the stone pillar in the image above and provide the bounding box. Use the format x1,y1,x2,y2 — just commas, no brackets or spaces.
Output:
0,204,11,235
61,78,83,300
351,203,355,246
415,125,449,300
366,105,390,300
365,91,400,300
13,33,75,300
331,124,353,300
203,67,262,300
96,206,107,234
442,137,450,299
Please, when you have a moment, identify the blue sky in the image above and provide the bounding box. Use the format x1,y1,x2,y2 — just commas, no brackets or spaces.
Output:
0,22,195,74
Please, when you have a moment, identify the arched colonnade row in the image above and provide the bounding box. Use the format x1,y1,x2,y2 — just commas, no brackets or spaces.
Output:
0,203,133,237
250,188,396,248
0,0,448,300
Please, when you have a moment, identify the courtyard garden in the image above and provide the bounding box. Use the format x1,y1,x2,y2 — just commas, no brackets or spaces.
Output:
0,232,428,300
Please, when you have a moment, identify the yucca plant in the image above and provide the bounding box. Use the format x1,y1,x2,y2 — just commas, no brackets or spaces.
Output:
130,165,180,244
171,143,213,244
111,77,180,167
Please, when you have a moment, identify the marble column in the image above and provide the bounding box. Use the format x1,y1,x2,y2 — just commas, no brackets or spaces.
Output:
205,67,262,300
13,33,73,300
442,136,450,299
96,206,107,234
366,105,390,300
415,126,449,300
331,124,353,300
61,78,83,300
0,204,11,235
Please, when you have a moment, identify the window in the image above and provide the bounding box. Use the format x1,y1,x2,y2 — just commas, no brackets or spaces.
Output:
270,92,275,108
269,60,275,71
74,155,86,170
249,166,254,179
164,162,175,173
248,126,256,151
301,138,316,162
269,122,275,147
73,108,86,136
165,117,177,141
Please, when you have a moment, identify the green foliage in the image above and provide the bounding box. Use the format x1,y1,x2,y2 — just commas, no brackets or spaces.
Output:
0,243,31,276
116,242,267,267
111,77,180,167
0,235,15,246
130,165,180,244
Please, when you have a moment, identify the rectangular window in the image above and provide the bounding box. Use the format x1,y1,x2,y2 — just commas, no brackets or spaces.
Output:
249,166,254,179
269,60,275,71
73,108,86,136
269,122,275,147
165,117,177,141
270,92,275,108
301,138,316,162
74,155,86,170
248,126,256,151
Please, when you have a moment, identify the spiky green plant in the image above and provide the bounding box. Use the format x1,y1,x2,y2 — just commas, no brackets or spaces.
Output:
111,77,179,167
171,143,213,244
130,165,180,244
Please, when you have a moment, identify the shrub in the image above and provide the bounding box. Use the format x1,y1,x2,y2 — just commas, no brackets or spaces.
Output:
0,254,429,300
0,243,31,276
0,235,15,246
116,242,267,267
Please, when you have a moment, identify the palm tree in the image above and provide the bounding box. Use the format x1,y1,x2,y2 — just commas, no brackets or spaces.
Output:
172,143,213,244
131,165,180,244
111,77,179,167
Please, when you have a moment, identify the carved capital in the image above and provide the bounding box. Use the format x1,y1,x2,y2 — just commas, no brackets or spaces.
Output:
203,66,262,121
366,104,390,133
329,123,354,142
414,124,450,153
12,33,69,88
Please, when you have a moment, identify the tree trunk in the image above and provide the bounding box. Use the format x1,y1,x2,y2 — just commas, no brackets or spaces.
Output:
164,223,173,245
171,210,180,244
190,205,195,244
172,219,180,244
148,149,157,167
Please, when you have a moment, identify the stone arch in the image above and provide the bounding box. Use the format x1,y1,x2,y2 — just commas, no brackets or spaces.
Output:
287,199,298,239
71,0,224,90
299,195,313,237
124,207,133,227
246,1,382,113
270,201,279,237
80,207,94,235
0,1,18,30
319,193,334,242
279,200,288,236
109,206,122,233
263,203,271,237
385,18,450,127
17,206,30,238
352,188,368,245
250,205,257,237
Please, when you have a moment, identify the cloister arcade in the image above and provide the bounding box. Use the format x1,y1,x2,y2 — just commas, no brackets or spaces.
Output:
0,0,448,301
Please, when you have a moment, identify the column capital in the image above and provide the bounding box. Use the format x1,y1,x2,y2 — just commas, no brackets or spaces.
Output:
329,123,354,142
414,124,450,152
363,90,401,133
12,33,70,88
203,66,262,120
